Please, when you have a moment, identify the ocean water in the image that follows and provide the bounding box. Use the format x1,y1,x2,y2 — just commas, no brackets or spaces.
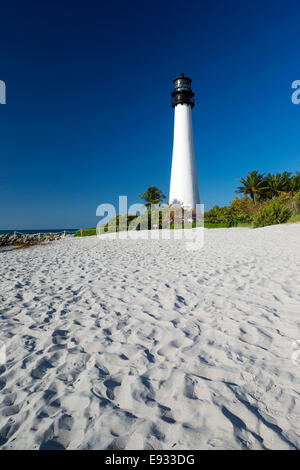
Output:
0,229,78,235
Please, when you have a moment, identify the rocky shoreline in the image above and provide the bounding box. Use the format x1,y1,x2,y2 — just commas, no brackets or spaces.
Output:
0,232,74,248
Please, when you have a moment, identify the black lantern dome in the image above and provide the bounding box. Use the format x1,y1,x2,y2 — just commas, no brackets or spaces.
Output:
171,73,195,108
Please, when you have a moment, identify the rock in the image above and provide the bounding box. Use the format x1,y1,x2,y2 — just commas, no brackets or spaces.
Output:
0,231,72,248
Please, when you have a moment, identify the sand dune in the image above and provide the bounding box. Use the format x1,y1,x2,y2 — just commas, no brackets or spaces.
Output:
0,225,300,450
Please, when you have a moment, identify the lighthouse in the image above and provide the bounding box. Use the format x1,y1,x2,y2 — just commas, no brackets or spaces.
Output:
169,74,200,208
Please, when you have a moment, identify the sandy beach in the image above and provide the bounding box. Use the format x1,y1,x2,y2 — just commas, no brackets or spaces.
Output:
0,225,300,450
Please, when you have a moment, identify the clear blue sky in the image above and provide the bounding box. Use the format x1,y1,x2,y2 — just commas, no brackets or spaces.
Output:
1,0,300,229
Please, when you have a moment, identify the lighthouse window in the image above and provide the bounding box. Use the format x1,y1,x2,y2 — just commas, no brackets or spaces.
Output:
176,79,190,90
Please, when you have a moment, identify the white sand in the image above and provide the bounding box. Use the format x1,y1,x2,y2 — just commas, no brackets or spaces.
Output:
0,225,300,450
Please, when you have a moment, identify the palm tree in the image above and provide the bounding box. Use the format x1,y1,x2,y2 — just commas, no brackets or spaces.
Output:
138,186,166,209
237,171,267,204
265,173,284,198
280,171,293,195
281,171,300,196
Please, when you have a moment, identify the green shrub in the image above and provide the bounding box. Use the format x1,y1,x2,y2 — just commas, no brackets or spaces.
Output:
204,204,253,227
285,191,300,216
204,221,231,228
230,196,256,216
74,228,96,237
252,202,291,228
287,213,300,223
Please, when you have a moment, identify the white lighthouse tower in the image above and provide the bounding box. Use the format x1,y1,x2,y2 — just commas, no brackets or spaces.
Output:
169,74,200,208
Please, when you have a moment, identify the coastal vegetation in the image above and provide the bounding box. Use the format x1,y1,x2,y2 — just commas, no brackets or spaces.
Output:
74,228,97,237
206,170,300,228
74,170,300,236
138,186,166,208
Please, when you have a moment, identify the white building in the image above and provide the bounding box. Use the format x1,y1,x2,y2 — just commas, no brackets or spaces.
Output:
169,74,200,208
